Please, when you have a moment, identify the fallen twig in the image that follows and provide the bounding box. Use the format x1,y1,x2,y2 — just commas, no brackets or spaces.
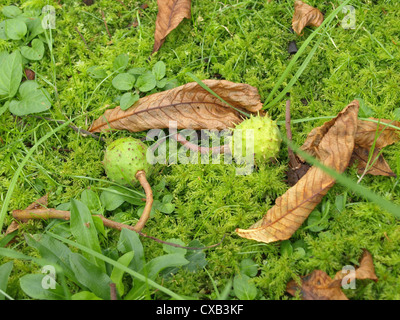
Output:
171,133,230,155
30,115,106,142
110,283,118,300
12,208,225,251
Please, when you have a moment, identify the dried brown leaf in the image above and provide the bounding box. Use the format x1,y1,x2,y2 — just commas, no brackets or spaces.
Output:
152,0,191,53
292,1,324,35
300,105,399,161
26,194,48,210
355,118,400,150
89,80,263,133
351,146,396,178
333,250,378,284
287,270,349,300
287,250,377,300
5,194,49,243
236,101,359,243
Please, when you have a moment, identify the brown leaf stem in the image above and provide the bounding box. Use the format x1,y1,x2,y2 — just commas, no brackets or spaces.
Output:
133,171,153,232
110,283,118,300
11,208,224,250
172,133,230,155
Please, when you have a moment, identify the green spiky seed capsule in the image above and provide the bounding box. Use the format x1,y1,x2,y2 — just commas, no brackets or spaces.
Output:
103,137,151,185
231,114,281,163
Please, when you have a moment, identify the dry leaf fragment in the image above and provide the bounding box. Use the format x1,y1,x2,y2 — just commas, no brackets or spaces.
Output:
300,115,399,162
152,0,191,53
4,195,48,246
287,270,349,300
355,118,400,150
89,80,263,133
236,101,359,243
287,250,377,300
351,146,396,178
292,1,324,35
333,250,378,284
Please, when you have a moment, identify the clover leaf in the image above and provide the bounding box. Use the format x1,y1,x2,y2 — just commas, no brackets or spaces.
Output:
8,81,51,116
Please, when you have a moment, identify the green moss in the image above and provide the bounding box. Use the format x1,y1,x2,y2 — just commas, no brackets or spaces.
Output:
0,0,400,300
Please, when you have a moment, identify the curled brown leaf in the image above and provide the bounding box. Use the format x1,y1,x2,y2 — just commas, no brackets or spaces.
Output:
152,0,191,53
292,1,324,35
89,80,263,133
333,250,378,284
287,270,349,300
287,250,377,300
5,194,49,242
355,118,400,150
236,101,359,243
351,146,396,178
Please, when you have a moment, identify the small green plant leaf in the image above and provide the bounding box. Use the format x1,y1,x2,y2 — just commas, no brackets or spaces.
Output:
5,18,27,40
20,274,66,300
0,21,9,40
25,234,77,284
25,17,44,41
0,51,22,98
0,261,13,300
92,215,106,238
280,240,294,256
158,202,175,214
71,291,103,300
87,66,107,79
0,102,9,117
100,186,143,211
128,67,146,76
117,228,144,271
20,38,45,60
358,98,374,118
240,259,258,277
135,71,156,92
152,61,166,81
110,251,135,296
112,73,136,91
293,247,306,259
2,6,22,18
184,240,207,272
306,210,328,232
70,199,105,271
81,189,102,214
120,92,139,110
335,194,347,213
393,108,400,120
147,254,189,276
69,253,111,300
233,274,258,300
156,195,175,214
8,80,51,116
0,229,16,248
100,188,125,211
156,78,168,88
113,54,129,72
163,239,187,255
127,254,188,300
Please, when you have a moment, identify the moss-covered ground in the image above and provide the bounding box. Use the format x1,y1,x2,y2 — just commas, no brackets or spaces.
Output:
1,0,400,300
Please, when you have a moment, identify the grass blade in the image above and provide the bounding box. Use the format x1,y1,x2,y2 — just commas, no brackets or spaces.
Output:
264,0,351,108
